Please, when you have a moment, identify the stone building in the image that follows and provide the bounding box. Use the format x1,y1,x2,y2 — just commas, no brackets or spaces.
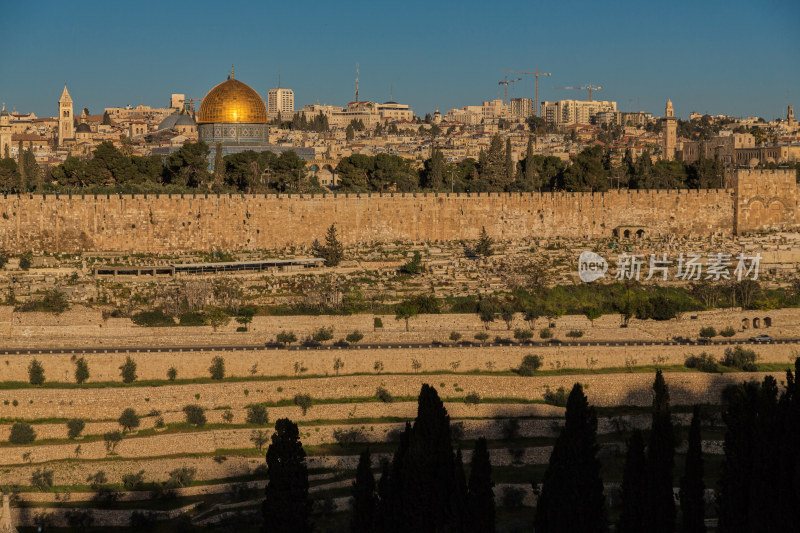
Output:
663,99,677,160
57,85,74,146
0,106,11,158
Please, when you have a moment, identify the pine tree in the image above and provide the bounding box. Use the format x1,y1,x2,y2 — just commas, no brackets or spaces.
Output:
475,226,494,257
680,405,705,533
646,370,675,533
468,437,495,533
314,223,344,266
262,418,312,533
618,430,647,533
534,383,605,533
351,448,376,533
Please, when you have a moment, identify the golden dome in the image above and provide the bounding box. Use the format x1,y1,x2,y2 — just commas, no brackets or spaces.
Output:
197,76,267,124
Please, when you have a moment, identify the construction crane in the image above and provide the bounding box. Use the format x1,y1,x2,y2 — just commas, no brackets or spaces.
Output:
498,76,522,106
501,69,551,117
554,84,602,102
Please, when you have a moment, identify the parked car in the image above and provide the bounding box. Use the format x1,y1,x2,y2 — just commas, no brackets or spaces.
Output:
750,334,773,343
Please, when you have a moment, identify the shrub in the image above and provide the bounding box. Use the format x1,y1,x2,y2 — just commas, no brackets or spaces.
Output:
250,430,269,450
515,354,543,376
246,404,270,425
449,331,462,342
400,251,424,275
178,311,207,326
18,254,32,271
474,332,489,343
167,366,177,381
294,394,312,415
119,357,137,383
103,431,122,453
165,467,196,489
209,356,225,380
74,357,90,384
122,470,145,491
376,386,394,403
566,329,584,338
221,410,234,423
67,418,85,439
333,357,344,375
276,331,297,344
685,352,718,372
9,422,36,444
374,360,384,374
539,328,554,339
312,326,334,342
543,386,569,407
131,309,175,327
465,392,481,405
87,470,107,490
236,326,248,332
513,328,533,341
373,317,383,329
699,326,717,338
17,289,69,313
720,326,736,337
183,405,207,427
28,358,45,385
723,346,758,371
502,419,521,440
31,468,54,492
345,330,364,343
118,408,140,433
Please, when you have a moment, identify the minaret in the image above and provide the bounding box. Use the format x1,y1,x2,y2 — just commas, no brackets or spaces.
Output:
58,84,74,146
0,491,19,533
0,105,11,159
789,105,795,127
664,99,677,161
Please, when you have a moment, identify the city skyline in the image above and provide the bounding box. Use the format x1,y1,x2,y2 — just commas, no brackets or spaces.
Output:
0,0,798,120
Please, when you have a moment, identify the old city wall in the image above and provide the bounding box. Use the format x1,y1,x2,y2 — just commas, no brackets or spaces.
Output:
735,169,798,234
0,188,735,253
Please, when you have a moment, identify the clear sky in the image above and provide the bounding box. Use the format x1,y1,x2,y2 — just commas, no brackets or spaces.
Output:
1,0,798,120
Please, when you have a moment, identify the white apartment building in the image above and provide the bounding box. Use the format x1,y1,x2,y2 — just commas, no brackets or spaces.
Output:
540,99,617,125
510,98,533,119
267,88,295,115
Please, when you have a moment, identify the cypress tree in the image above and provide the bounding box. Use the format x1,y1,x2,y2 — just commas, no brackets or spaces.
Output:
449,449,469,533
680,405,705,533
375,459,391,533
534,383,605,533
351,448,376,533
504,138,514,188
524,136,536,189
618,430,647,533
386,422,411,532
262,418,312,533
213,142,225,189
645,370,675,533
468,437,495,533
747,375,781,532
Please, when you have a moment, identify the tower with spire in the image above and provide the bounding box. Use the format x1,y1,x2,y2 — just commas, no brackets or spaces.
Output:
0,105,11,159
58,84,74,146
663,99,677,161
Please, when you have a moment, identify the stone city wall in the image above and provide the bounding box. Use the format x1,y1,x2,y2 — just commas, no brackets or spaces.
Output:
0,188,735,253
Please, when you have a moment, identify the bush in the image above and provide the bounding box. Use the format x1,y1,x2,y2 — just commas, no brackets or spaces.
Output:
183,405,207,427
699,326,717,338
502,419,521,440
376,386,394,403
28,358,45,385
67,418,85,439
374,317,383,329
87,470,108,490
474,332,489,343
544,386,569,407
400,251,424,275
131,309,175,327
165,467,196,489
685,352,718,372
276,330,298,344
246,404,270,425
720,326,736,337
119,357,137,383
19,254,31,271
515,354,543,376
449,331,462,342
17,289,69,313
9,422,36,444
74,357,90,384
222,410,234,423
209,356,225,380
312,326,334,342
333,428,365,447
118,408,140,433
566,329,584,338
513,328,533,341
122,470,146,491
539,328,553,339
345,330,364,343
167,366,177,381
103,431,122,453
178,311,207,326
294,394,312,415
236,326,248,332
250,430,269,450
465,392,481,405
723,346,758,371
31,468,54,492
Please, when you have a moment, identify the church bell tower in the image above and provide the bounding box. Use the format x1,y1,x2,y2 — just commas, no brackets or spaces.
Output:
663,99,677,161
58,85,74,146
0,105,11,159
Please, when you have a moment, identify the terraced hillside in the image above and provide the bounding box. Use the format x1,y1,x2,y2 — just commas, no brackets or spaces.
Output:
1,309,798,532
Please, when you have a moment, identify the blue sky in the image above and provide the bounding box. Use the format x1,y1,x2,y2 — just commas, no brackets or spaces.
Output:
1,0,798,120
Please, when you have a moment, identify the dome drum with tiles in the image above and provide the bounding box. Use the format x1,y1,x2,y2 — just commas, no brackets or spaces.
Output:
197,71,269,145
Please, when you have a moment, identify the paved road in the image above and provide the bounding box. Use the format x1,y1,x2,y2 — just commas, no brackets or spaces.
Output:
0,337,797,355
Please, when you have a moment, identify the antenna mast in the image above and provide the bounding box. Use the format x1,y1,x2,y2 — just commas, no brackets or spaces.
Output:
355,63,360,103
